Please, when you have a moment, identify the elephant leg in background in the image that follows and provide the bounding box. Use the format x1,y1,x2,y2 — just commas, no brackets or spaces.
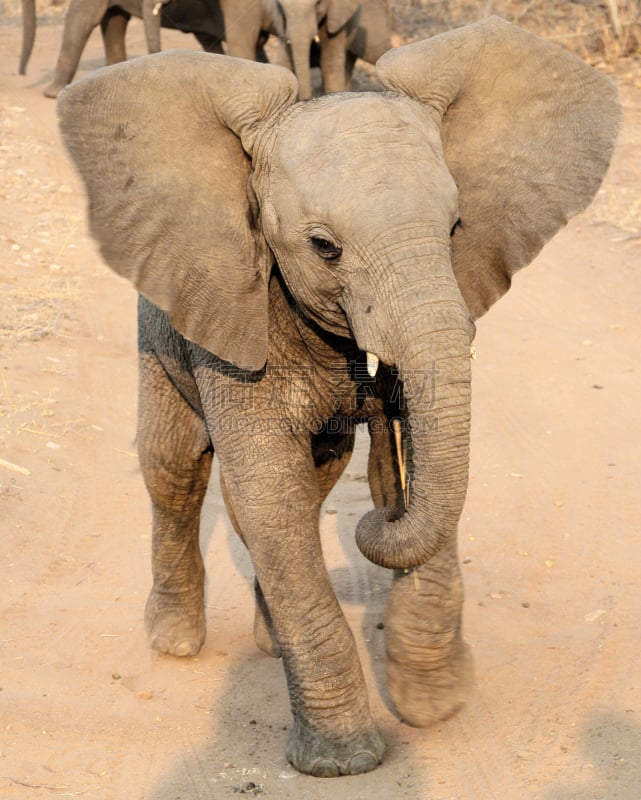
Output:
222,1,268,62
215,431,383,776
220,429,356,662
101,6,130,64
313,427,356,500
343,49,357,88
367,416,403,508
138,349,213,658
253,32,270,63
367,417,474,727
43,0,110,97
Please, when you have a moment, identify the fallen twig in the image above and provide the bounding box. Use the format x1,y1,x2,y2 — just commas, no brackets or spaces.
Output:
10,776,67,790
392,419,410,508
0,457,31,476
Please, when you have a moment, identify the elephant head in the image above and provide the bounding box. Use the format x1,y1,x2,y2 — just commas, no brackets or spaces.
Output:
58,18,619,571
268,0,361,98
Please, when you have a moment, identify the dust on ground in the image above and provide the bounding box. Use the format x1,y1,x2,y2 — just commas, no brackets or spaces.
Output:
1,7,640,800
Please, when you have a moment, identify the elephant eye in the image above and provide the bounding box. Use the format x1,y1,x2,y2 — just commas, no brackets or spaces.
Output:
310,236,342,261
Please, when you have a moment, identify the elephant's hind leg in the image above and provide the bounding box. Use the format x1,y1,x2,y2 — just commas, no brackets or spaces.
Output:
220,473,282,659
138,350,213,657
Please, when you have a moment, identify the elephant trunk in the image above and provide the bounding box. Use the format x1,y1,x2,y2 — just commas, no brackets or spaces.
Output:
20,0,36,74
143,0,163,53
354,257,473,571
287,12,318,100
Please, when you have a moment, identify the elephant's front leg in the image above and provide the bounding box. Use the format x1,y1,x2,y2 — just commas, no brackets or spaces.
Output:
367,418,473,726
44,0,108,97
223,429,356,662
386,536,474,727
217,435,384,776
101,6,129,64
138,350,213,657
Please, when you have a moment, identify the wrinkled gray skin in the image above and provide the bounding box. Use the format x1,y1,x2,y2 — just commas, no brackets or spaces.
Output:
19,0,271,97
267,0,391,99
58,19,619,777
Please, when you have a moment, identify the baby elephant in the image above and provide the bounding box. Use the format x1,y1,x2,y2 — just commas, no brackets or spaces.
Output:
58,18,619,777
266,0,392,98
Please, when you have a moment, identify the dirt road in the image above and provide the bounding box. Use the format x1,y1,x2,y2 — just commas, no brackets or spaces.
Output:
1,17,640,800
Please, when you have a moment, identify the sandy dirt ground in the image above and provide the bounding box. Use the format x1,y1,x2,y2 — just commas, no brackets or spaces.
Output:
1,16,640,800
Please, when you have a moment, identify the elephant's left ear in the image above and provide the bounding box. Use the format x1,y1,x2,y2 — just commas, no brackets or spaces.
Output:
376,17,620,320
326,0,361,34
58,51,297,370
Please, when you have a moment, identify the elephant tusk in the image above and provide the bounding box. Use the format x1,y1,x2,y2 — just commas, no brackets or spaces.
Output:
470,345,477,360
313,34,320,44
392,418,409,509
366,352,379,377
152,2,163,15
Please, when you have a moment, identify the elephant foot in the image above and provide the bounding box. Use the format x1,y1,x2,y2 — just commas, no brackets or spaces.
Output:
387,640,474,728
43,81,65,99
286,723,385,777
144,589,206,657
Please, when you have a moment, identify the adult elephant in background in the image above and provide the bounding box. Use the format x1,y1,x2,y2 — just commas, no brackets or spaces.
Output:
19,0,272,98
58,19,618,777
267,0,391,98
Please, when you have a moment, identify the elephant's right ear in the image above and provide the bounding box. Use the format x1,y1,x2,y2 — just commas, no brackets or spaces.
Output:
376,18,620,320
57,51,298,370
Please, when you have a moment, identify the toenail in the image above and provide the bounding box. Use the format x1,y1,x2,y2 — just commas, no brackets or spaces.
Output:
174,640,198,657
311,759,340,778
151,635,170,654
348,752,379,774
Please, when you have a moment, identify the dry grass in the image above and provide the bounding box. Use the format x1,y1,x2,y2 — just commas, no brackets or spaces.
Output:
391,0,641,63
0,279,80,346
591,185,641,234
